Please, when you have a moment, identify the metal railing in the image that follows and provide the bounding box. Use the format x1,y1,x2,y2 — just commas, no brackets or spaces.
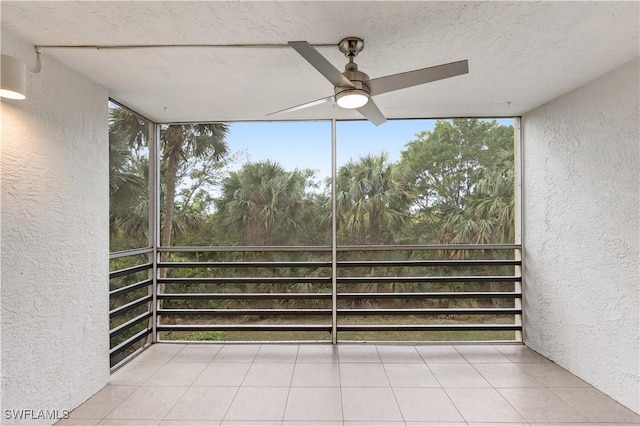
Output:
109,247,154,369
153,244,522,344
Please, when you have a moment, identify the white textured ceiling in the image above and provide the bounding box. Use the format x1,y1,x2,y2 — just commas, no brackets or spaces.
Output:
1,1,638,123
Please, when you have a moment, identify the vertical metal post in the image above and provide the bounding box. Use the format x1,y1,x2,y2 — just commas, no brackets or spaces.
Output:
513,117,524,342
150,122,161,343
331,118,338,344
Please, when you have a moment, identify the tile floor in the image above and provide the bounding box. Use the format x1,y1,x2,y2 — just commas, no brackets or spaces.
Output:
57,343,639,426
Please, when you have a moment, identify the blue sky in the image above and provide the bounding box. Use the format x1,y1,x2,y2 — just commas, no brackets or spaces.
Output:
226,118,513,180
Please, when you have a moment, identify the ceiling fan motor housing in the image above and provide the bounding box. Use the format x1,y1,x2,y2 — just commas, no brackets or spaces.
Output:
335,62,371,97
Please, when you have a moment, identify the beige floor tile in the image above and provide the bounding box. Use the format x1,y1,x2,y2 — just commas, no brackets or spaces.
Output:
69,385,137,419
212,344,261,362
429,363,491,387
455,345,512,363
415,346,468,363
551,387,640,423
340,363,390,387
169,344,222,363
393,388,464,422
341,387,403,422
383,363,440,387
376,345,423,363
144,362,207,386
516,362,590,388
55,418,100,425
224,387,288,421
338,344,381,362
254,344,299,362
445,388,526,423
592,423,640,426
296,344,339,363
291,362,341,387
100,343,636,425
474,363,542,387
109,362,165,386
165,386,237,420
494,344,550,363
105,386,188,420
498,388,588,422
465,423,529,426
284,387,343,421
192,362,251,387
242,362,295,386
522,424,592,426
406,423,468,426
133,344,184,363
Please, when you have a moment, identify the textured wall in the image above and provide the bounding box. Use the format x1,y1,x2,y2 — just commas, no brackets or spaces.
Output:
1,32,109,424
522,58,639,412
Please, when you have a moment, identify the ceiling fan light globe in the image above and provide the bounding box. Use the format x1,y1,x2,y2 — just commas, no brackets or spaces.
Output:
335,90,369,109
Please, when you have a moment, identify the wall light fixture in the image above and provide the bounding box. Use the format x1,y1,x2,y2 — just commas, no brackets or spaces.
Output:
1,54,27,100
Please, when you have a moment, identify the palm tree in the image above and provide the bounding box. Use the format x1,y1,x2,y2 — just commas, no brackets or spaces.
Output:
335,153,412,245
109,107,230,252
109,106,149,250
160,124,229,251
215,160,312,246
438,147,514,245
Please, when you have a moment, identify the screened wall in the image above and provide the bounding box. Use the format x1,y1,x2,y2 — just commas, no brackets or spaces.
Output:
109,103,521,365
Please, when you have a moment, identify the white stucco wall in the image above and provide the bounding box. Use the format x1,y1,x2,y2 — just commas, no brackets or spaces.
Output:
1,30,109,425
522,57,639,412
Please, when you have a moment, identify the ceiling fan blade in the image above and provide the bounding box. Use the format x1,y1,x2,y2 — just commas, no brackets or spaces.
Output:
266,95,334,116
289,41,355,88
357,98,387,126
368,60,469,96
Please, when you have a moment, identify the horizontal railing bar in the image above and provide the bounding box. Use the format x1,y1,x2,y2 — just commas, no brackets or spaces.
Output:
158,261,331,268
109,295,153,319
109,247,153,259
157,324,332,332
338,276,521,283
109,263,153,279
158,277,331,284
156,308,520,316
159,244,520,253
158,260,520,269
338,292,520,299
337,324,521,331
110,311,153,336
158,293,332,300
158,308,331,316
338,244,521,251
338,308,522,315
109,278,153,298
109,328,152,356
156,292,518,300
338,260,520,267
159,246,331,253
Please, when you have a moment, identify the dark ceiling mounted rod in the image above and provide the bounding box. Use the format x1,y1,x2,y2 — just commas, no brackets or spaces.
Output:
36,43,338,50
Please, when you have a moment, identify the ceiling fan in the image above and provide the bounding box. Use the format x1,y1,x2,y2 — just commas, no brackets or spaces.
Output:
268,37,469,126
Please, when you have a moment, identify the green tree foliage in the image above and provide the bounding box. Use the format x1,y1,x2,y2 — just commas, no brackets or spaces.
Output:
215,160,319,245
160,123,229,250
109,105,149,251
399,119,514,244
335,153,413,245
